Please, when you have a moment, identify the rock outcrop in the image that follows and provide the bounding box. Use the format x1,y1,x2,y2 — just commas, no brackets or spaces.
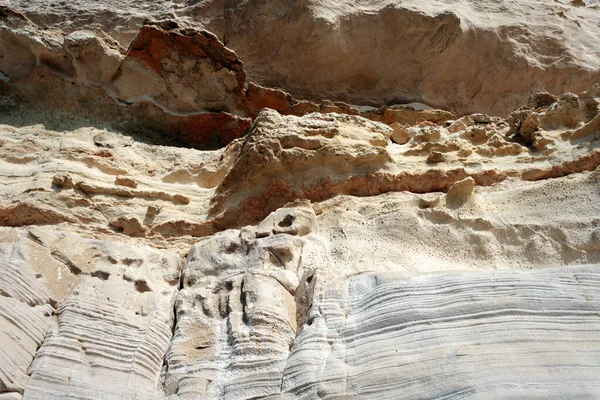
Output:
107,22,246,115
188,0,600,115
10,0,600,114
0,8,251,149
1,1,600,399
0,7,459,150
0,227,181,398
280,264,600,399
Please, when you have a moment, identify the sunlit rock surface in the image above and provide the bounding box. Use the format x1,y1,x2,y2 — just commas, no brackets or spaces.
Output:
1,1,600,399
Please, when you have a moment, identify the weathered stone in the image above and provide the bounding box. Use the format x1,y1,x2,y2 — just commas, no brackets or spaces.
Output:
0,3,600,399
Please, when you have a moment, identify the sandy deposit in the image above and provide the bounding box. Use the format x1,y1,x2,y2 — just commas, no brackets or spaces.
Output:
1,1,600,399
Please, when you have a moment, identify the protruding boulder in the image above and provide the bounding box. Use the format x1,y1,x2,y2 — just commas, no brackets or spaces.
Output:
210,109,393,227
390,123,411,144
427,151,446,164
446,176,475,208
106,23,246,115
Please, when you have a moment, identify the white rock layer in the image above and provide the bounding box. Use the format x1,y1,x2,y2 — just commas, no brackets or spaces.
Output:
282,265,600,399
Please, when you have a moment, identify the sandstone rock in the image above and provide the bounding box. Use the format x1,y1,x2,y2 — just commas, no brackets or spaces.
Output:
528,92,560,109
64,30,124,86
571,113,600,140
447,119,468,133
540,92,586,129
463,125,493,144
0,113,599,397
1,86,599,244
361,105,455,126
509,109,541,145
8,1,600,115
446,176,476,207
390,123,411,144
176,0,600,115
162,186,600,396
0,227,182,398
508,87,600,147
115,176,137,188
210,109,393,228
18,228,182,399
245,81,299,119
164,205,311,397
166,272,296,398
106,23,246,115
460,116,476,127
471,113,492,124
164,176,600,396
280,265,600,398
244,81,455,131
412,124,443,144
0,228,55,395
1,3,600,397
0,8,250,149
426,151,446,164
476,133,524,156
172,112,252,149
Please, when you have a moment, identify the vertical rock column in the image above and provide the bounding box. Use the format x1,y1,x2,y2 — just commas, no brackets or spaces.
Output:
164,206,315,399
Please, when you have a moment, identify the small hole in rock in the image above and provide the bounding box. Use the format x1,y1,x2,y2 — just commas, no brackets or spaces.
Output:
224,242,238,254
91,270,110,281
122,258,143,267
135,280,152,293
278,214,295,228
418,199,434,209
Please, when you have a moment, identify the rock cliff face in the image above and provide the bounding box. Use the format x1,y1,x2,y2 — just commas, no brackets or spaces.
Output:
1,1,600,399
6,0,600,114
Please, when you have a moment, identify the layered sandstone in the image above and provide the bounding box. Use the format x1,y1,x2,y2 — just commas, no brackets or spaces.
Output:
1,1,600,399
7,0,600,114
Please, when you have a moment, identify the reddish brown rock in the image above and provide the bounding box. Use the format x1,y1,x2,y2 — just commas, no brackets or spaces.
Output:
173,112,252,149
390,123,411,144
362,106,455,126
0,10,250,149
108,23,246,115
245,82,298,119
245,82,453,129
426,151,446,164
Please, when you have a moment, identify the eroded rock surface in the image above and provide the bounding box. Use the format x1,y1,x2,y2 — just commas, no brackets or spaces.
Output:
1,2,600,399
0,227,182,399
0,8,251,149
281,265,600,399
7,0,600,114
107,23,246,115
